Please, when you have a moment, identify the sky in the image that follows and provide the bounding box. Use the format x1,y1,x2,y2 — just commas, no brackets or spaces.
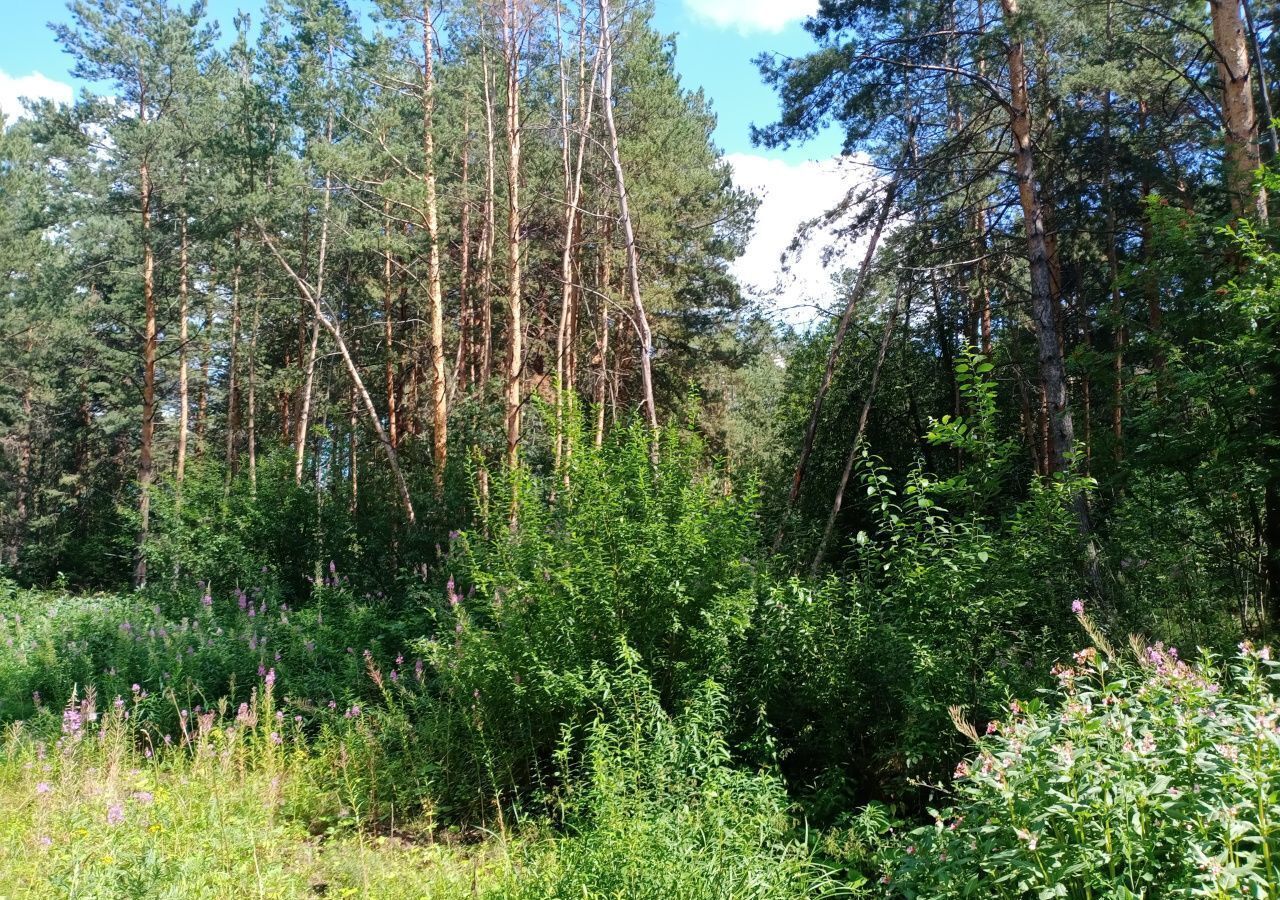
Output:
0,0,869,324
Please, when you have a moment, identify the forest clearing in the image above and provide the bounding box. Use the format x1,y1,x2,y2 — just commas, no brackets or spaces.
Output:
1,0,1279,896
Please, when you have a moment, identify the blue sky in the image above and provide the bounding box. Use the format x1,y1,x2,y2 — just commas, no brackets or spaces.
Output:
0,0,862,322
0,0,840,161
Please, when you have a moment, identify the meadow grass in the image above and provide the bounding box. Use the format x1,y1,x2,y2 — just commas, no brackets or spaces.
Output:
0,685,512,900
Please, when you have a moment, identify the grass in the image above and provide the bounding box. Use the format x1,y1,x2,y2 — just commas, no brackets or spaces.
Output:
0,688,509,899
0,583,829,899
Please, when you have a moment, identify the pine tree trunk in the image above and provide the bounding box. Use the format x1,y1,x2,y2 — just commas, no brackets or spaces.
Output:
383,199,398,451
813,289,905,572
556,4,601,471
460,111,473,390
176,210,190,484
422,0,448,492
225,244,242,479
599,0,658,436
261,230,417,525
1210,0,1267,222
480,41,498,393
773,122,914,551
1000,0,1077,479
503,0,524,473
248,288,260,493
295,95,335,487
134,150,156,590
198,289,212,459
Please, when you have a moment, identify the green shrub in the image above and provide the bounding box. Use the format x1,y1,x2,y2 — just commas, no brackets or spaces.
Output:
887,620,1280,897
510,647,827,900
423,422,760,810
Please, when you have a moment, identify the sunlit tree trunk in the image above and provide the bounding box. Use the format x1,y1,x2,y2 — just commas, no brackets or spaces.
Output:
422,0,448,492
382,198,398,451
1000,0,1077,480
176,210,190,484
599,0,657,436
1210,0,1267,223
134,132,156,589
503,0,524,473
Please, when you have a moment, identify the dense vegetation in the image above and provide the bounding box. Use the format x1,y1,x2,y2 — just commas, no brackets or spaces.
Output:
0,0,1278,895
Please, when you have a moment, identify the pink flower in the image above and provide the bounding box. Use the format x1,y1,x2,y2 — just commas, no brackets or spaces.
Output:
35,781,51,795
1071,599,1084,616
106,803,125,826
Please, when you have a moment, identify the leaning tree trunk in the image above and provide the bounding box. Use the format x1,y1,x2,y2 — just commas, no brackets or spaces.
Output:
812,287,906,573
772,120,915,553
599,0,658,436
261,230,417,525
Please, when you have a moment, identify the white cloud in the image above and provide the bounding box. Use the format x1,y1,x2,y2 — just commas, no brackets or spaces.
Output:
683,0,818,34
0,70,74,125
726,152,880,327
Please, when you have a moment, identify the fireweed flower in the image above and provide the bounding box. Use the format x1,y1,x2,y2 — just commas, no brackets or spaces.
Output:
61,708,83,737
1071,599,1085,616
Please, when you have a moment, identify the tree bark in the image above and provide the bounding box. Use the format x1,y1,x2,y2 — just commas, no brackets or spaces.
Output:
556,3,601,471
383,198,398,451
176,210,190,484
421,0,449,492
1210,0,1268,223
812,289,905,573
261,229,417,525
599,0,658,436
134,149,156,590
225,238,242,478
503,0,525,473
772,122,914,552
1000,0,1078,481
248,287,260,493
480,39,498,392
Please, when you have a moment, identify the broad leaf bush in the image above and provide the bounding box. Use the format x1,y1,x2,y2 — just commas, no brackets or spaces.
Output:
888,619,1280,897
425,422,759,809
510,648,825,900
